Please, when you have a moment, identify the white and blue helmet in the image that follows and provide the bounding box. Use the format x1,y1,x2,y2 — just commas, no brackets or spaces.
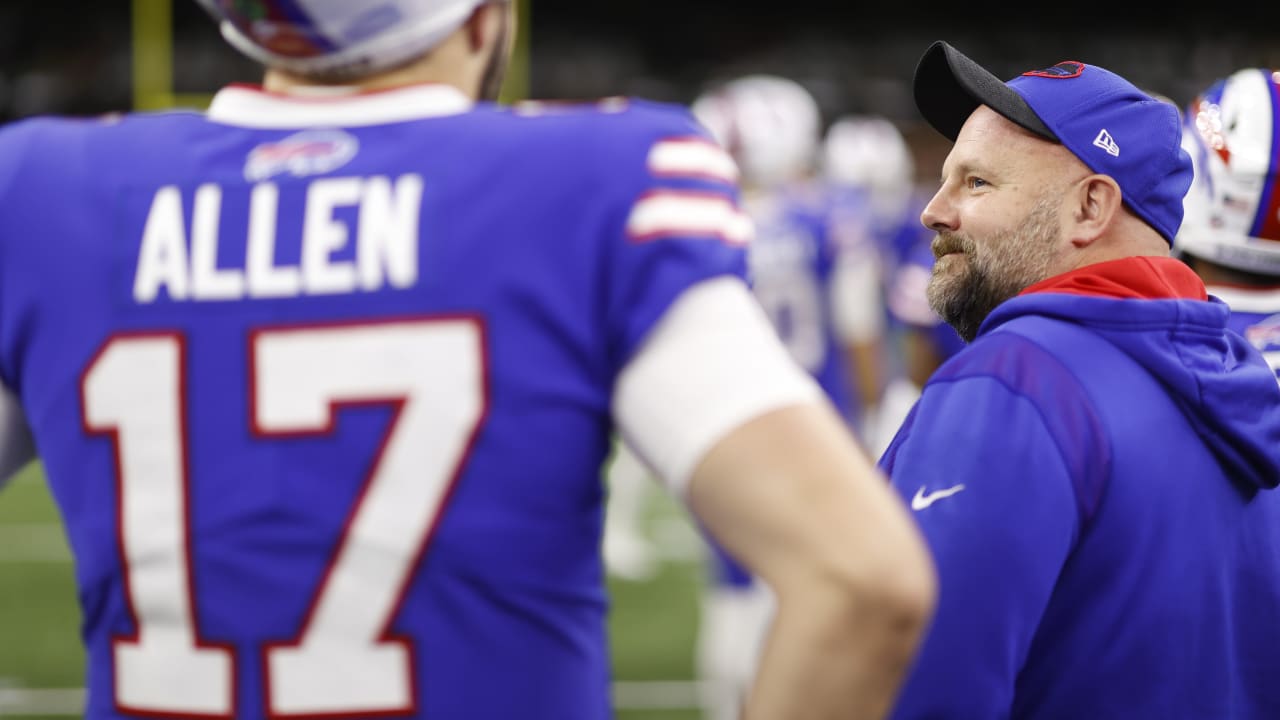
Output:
1177,68,1280,275
821,114,915,221
691,74,822,190
196,0,490,79
821,114,914,192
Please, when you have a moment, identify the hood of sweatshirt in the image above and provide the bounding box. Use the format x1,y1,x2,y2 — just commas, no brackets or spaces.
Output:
978,256,1280,488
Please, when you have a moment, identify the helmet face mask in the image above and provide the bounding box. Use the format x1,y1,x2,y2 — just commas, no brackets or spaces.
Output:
1177,68,1280,276
196,0,491,82
691,75,821,190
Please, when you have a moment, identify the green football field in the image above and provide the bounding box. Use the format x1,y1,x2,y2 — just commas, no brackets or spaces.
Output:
0,464,708,720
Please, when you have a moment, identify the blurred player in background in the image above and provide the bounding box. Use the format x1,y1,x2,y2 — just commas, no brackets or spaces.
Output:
815,115,892,446
690,74,890,720
0,1,936,718
600,440,660,582
1177,67,1280,379
820,114,964,456
876,230,966,455
694,75,867,425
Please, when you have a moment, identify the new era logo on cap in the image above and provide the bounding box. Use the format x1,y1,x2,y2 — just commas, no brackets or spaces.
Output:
1093,129,1120,157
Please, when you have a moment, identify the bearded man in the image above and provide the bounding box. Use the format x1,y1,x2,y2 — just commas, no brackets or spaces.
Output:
883,42,1280,719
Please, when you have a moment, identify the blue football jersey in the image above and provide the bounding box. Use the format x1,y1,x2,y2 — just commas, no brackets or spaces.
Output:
744,184,856,419
0,85,749,720
709,183,866,593
887,231,966,362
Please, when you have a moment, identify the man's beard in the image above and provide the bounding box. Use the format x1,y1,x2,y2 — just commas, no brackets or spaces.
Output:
926,195,1062,342
477,11,511,102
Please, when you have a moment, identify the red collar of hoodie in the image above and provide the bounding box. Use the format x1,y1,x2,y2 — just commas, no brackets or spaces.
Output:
1019,256,1208,301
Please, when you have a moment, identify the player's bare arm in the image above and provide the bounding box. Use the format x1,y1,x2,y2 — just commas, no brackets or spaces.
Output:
689,403,935,720
615,277,935,719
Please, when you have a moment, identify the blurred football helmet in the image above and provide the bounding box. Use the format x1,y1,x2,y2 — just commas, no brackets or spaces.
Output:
822,114,914,192
196,0,491,79
821,114,915,221
1177,68,1280,275
691,75,821,189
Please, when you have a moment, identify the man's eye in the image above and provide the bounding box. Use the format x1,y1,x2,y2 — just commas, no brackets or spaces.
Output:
967,177,988,189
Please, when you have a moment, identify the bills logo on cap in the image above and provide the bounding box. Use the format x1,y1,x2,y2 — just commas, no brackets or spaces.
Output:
245,129,359,182
1023,61,1086,79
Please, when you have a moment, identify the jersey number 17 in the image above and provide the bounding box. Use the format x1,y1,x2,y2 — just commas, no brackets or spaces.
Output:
82,317,486,718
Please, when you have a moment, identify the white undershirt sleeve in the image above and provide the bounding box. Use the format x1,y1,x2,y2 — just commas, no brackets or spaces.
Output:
0,379,34,490
612,276,824,495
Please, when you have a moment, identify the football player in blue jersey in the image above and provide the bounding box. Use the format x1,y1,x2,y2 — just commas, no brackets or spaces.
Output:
1177,67,1280,380
692,76,873,433
876,228,967,457
820,114,965,456
817,115,896,447
0,1,936,719
690,75,895,720
599,439,660,582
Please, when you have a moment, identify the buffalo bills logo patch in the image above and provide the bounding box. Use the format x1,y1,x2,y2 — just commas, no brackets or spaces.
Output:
1246,314,1280,351
245,129,359,182
1023,61,1086,79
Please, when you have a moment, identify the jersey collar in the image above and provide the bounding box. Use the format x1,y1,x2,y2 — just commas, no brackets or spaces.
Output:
206,83,473,129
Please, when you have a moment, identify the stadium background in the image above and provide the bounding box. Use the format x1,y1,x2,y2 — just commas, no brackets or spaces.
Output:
2,1,1280,717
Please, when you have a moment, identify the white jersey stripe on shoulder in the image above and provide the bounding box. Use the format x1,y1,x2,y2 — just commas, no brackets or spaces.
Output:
647,138,740,183
626,191,753,246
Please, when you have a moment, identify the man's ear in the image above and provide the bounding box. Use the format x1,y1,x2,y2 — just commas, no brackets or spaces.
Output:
466,3,502,53
1068,174,1123,248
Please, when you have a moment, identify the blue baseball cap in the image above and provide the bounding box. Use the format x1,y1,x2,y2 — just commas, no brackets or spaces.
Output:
913,41,1193,244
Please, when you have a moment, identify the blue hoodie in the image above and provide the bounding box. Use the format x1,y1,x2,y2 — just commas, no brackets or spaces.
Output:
882,257,1280,719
